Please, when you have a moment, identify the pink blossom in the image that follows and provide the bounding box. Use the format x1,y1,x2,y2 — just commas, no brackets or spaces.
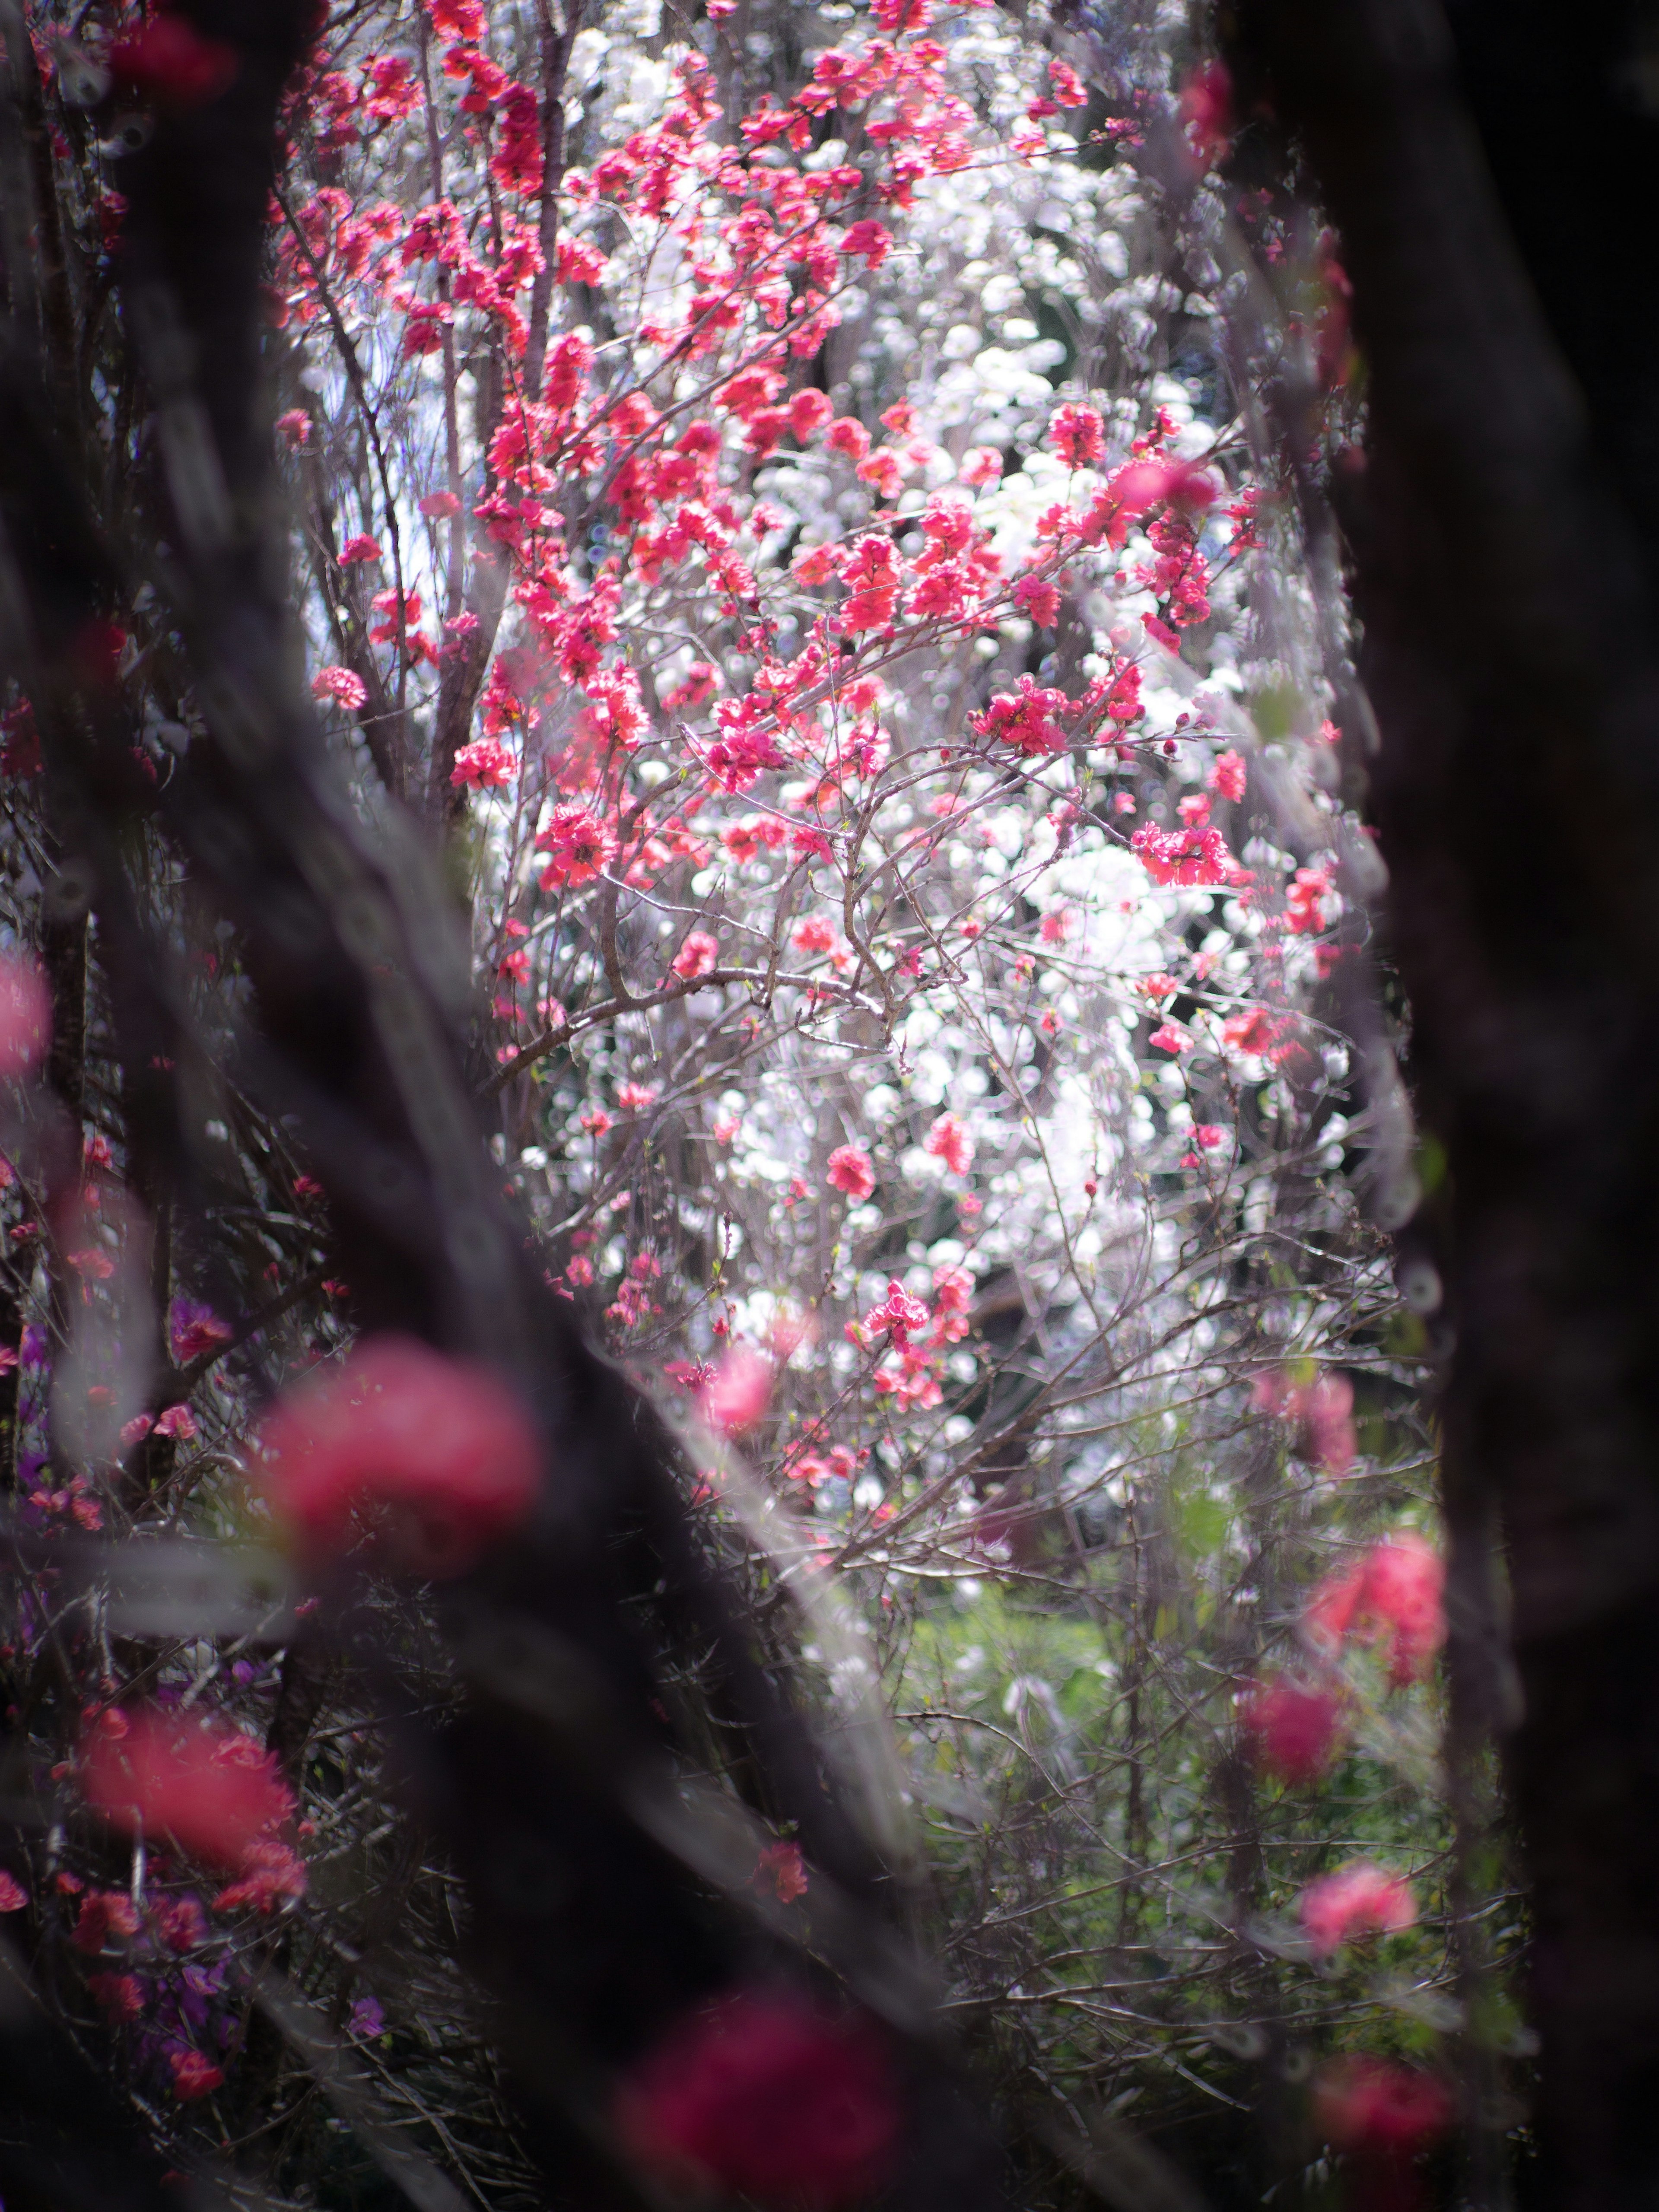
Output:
0,953,50,1080
840,218,893,269
537,803,617,887
1049,58,1087,105
970,675,1069,757
109,15,238,105
419,489,462,518
673,930,719,979
617,1082,659,1112
212,1835,309,1915
959,447,1002,486
256,1335,542,1577
615,1990,899,2210
81,1710,296,1871
1194,1124,1227,1149
1149,1020,1192,1055
753,1842,808,1904
86,1971,144,2022
339,534,381,564
864,1279,931,1351
311,665,368,712
1014,575,1061,625
169,2049,226,2102
1207,748,1247,801
1131,822,1248,888
71,1888,141,1952
0,1870,25,1911
701,1345,772,1437
1313,2057,1452,2155
169,1298,232,1364
826,1145,875,1202
788,390,833,442
924,1112,973,1175
1254,1366,1356,1475
451,735,517,788
1239,1675,1347,1784
1179,59,1233,169
1305,1533,1445,1688
1299,1862,1416,1956
1049,404,1105,468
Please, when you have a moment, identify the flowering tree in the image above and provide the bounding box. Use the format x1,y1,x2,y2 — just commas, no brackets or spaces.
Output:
0,0,1505,2203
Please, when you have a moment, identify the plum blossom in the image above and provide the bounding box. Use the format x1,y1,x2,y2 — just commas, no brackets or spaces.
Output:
310,665,367,711
451,735,517,788
924,1113,973,1175
81,1710,298,1872
1305,1533,1445,1688
1254,1366,1356,1475
1313,2057,1452,2155
615,1990,899,2209
673,930,719,979
0,953,50,1080
826,1146,875,1201
1239,1675,1348,1784
753,1842,808,1904
256,1335,543,1577
701,1345,772,1437
1299,1862,1416,1956
169,2048,225,2101
536,804,616,888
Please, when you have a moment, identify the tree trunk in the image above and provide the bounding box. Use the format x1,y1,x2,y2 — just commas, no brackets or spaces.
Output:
1233,0,1659,2200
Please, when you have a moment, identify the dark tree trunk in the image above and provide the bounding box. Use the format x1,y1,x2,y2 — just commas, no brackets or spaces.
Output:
1231,0,1659,2201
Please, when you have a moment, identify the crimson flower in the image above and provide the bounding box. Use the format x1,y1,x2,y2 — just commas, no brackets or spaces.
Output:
615,1990,900,2209
1304,1533,1445,1687
256,1335,542,1577
701,1345,772,1437
311,665,368,712
826,1145,875,1202
536,802,617,888
1314,2056,1452,2155
1049,403,1105,468
81,1710,295,1870
169,2048,225,2102
1239,1674,1348,1784
109,14,238,107
923,1112,973,1175
0,953,50,1080
1299,1862,1416,1957
672,929,719,980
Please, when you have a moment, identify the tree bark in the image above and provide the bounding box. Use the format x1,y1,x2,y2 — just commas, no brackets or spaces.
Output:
1231,0,1659,2200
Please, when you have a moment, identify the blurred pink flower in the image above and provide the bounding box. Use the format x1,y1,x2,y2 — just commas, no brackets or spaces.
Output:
1305,1532,1445,1688
615,1990,899,2209
1314,2055,1452,2155
257,1335,542,1577
0,953,50,1080
1299,1861,1416,1957
81,1709,295,1871
702,1345,772,1438
1239,1675,1347,1785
